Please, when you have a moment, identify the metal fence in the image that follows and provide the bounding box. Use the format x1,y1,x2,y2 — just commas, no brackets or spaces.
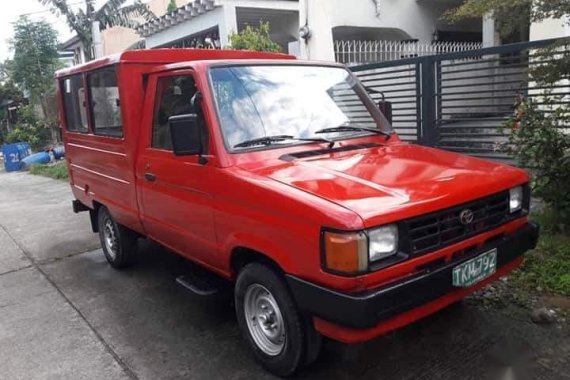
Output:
335,40,483,65
349,38,570,162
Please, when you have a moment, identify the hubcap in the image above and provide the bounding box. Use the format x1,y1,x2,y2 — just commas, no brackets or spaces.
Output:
103,219,118,260
244,284,285,356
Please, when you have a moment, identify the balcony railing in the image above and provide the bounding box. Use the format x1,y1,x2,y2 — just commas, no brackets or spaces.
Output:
335,40,483,65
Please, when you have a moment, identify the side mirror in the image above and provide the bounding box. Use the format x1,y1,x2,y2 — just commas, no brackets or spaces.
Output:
168,114,202,156
377,100,393,125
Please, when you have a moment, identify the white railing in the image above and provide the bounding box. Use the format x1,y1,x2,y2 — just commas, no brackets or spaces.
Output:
334,40,483,65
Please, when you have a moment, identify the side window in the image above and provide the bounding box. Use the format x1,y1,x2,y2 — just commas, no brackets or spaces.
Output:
61,74,88,132
88,66,123,137
152,75,197,150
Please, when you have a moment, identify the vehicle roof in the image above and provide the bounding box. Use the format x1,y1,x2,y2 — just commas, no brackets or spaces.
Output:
149,59,345,74
55,48,295,78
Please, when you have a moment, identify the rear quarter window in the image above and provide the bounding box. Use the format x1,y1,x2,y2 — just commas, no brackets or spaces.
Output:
61,74,88,133
87,66,123,138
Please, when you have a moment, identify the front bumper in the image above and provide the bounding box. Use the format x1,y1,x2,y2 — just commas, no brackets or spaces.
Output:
287,222,539,333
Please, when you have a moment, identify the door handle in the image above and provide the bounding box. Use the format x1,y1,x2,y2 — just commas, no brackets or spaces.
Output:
144,172,156,182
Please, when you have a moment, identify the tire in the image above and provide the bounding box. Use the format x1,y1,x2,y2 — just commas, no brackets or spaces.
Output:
97,206,138,269
235,263,321,377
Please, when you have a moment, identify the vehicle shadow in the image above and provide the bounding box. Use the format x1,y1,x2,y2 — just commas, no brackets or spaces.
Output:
47,239,547,380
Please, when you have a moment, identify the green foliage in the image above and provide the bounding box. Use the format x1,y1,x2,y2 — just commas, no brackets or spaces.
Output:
501,96,570,224
29,161,69,181
10,17,60,107
446,0,531,42
167,0,177,13
447,0,570,25
228,22,282,53
4,106,51,151
0,80,24,106
511,210,570,296
531,42,570,85
38,0,155,61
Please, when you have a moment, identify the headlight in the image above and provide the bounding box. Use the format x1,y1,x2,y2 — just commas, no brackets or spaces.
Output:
368,224,398,262
509,186,523,213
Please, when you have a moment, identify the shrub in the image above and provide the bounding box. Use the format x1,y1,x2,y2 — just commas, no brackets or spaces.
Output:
4,106,51,151
228,22,282,53
501,96,570,225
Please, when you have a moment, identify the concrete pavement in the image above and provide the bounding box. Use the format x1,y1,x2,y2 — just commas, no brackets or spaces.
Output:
0,170,569,379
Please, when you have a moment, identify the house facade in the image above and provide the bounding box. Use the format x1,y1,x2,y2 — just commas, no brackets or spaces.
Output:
138,0,298,51
298,0,485,61
136,0,492,62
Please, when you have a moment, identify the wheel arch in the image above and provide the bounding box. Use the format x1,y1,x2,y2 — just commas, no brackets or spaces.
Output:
230,246,285,280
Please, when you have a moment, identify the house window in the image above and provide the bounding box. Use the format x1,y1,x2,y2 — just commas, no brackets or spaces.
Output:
87,66,123,137
61,74,88,133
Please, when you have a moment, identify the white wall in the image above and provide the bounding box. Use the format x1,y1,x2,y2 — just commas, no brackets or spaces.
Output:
300,0,480,61
530,16,570,40
146,7,228,48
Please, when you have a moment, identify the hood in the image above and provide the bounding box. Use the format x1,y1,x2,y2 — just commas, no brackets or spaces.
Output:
250,143,528,227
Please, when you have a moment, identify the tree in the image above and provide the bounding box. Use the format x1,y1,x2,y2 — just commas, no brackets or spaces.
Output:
228,22,282,53
448,0,570,24
10,17,60,118
0,80,24,106
38,0,155,61
446,0,570,41
167,0,178,13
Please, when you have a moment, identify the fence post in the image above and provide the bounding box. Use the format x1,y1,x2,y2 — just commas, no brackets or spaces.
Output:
419,57,437,146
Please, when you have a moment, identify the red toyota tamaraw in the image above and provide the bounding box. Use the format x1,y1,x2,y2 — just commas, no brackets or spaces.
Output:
56,49,538,376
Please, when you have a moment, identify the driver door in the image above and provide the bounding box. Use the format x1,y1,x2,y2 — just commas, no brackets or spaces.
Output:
136,71,217,268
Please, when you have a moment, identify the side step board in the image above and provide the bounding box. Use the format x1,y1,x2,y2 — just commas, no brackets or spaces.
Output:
176,274,220,296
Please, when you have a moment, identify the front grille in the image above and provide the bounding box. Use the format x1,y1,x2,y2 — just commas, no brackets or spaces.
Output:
403,191,514,256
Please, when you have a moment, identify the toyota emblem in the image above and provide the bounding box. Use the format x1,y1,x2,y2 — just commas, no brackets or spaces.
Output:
459,209,474,225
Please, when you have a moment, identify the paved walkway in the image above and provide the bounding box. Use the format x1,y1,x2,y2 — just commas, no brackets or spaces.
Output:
0,170,568,379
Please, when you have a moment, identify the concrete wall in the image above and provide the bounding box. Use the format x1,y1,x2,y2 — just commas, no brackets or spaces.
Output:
299,0,481,61
146,7,227,48
530,16,570,41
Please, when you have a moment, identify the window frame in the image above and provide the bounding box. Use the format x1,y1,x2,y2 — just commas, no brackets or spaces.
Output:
206,62,391,154
60,73,90,134
150,70,200,152
86,65,124,139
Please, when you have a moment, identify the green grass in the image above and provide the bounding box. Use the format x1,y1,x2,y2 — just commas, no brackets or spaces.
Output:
511,209,570,296
28,161,69,181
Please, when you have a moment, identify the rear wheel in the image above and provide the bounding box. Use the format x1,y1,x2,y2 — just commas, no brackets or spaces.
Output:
235,263,321,376
97,206,138,269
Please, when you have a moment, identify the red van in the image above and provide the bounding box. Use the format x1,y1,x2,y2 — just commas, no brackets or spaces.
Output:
56,49,538,376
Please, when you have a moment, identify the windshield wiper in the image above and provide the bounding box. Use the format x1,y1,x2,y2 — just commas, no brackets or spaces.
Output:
314,124,392,138
234,135,335,149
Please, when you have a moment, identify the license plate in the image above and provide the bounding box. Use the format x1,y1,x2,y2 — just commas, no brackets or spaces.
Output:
452,249,497,288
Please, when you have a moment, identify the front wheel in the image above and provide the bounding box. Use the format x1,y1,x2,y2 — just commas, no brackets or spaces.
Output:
235,263,321,376
97,206,138,269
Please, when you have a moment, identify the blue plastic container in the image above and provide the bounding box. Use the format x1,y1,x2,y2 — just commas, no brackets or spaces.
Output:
2,143,32,172
52,146,65,160
21,151,51,169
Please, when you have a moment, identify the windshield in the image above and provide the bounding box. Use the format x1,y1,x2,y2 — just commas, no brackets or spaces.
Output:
209,64,392,150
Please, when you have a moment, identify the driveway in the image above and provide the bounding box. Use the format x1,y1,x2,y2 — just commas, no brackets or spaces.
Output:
0,170,568,379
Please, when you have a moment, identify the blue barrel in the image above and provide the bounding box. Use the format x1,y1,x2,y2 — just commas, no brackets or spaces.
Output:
2,143,32,172
21,151,51,169
52,146,65,160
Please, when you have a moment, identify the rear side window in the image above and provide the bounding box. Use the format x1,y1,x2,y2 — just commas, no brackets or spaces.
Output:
88,67,123,137
61,75,88,132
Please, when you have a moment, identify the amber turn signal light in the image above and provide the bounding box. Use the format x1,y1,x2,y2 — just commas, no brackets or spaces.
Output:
322,231,368,274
